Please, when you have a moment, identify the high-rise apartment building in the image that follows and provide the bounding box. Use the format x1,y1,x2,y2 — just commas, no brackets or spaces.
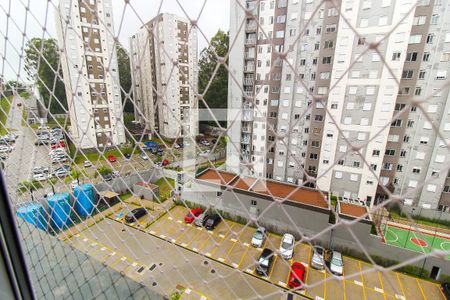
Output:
55,0,126,150
130,13,198,140
227,0,450,210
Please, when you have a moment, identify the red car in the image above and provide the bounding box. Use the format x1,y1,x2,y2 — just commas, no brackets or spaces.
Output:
161,159,170,166
184,208,203,224
288,262,306,289
51,141,65,149
107,155,117,162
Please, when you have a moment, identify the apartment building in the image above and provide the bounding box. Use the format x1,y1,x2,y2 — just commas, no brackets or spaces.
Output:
55,0,126,150
227,0,450,210
129,13,198,140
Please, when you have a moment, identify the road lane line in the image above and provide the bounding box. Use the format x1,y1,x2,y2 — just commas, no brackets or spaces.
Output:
396,273,406,300
416,278,427,300
377,272,386,300
358,261,367,300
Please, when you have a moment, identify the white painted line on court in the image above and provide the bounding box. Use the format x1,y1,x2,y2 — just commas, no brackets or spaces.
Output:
230,238,237,242
374,287,384,293
232,263,238,268
218,257,225,262
181,243,188,247
354,280,363,286
219,234,225,238
132,262,137,267
315,297,324,300
395,294,405,300
243,243,250,247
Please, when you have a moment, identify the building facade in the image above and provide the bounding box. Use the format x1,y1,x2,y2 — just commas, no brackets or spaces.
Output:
227,0,450,210
55,0,126,150
130,13,198,140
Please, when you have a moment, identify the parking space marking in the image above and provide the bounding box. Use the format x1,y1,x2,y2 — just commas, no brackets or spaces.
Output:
395,273,406,300
342,269,347,300
323,268,326,300
304,247,312,284
377,272,386,300
267,255,278,279
416,278,427,300
358,261,367,300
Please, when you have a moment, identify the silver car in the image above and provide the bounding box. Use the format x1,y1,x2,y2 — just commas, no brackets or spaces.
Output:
311,246,325,270
251,227,266,248
194,213,207,227
330,251,344,275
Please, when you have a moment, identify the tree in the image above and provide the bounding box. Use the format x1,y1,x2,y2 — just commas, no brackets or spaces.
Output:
116,44,134,113
24,38,67,114
198,30,229,127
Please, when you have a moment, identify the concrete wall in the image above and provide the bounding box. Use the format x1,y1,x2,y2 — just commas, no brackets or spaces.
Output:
95,169,163,194
399,204,450,222
132,184,159,200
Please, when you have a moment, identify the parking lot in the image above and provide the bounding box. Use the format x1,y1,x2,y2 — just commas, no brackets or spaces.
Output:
143,206,445,300
66,205,445,299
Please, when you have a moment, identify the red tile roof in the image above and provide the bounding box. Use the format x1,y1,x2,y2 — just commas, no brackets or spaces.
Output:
196,169,329,209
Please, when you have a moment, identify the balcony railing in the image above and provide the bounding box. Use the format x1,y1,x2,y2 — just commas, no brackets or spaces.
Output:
245,23,257,32
243,78,254,86
245,39,256,46
244,65,254,72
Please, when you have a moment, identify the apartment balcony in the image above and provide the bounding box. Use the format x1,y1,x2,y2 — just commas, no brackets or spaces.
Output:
244,90,253,97
242,109,253,121
243,78,254,86
245,39,256,46
244,52,255,60
245,22,257,32
242,125,252,133
244,65,255,73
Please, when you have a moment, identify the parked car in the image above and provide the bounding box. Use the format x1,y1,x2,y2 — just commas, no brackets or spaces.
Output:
102,173,113,182
194,213,208,227
251,227,267,248
107,155,117,162
33,173,48,181
200,150,210,157
173,143,180,149
161,159,170,166
4,133,17,142
140,152,149,160
125,208,147,223
256,248,274,276
124,153,131,159
35,139,49,145
200,139,210,146
288,262,306,289
51,141,65,149
184,208,203,224
311,246,325,270
204,214,221,230
329,251,344,276
71,180,79,189
49,148,65,156
33,166,49,174
441,282,450,300
52,156,68,164
0,145,12,153
83,160,92,168
17,102,22,107
53,168,70,177
279,233,295,259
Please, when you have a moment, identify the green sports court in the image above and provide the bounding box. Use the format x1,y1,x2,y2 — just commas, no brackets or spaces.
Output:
381,223,450,258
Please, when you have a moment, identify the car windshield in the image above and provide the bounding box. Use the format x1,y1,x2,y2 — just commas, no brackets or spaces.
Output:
258,258,268,267
315,248,323,255
253,231,263,240
331,257,343,266
282,241,293,249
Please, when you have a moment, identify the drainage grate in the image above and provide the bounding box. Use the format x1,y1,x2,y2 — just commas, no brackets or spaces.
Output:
137,266,145,274
149,264,157,271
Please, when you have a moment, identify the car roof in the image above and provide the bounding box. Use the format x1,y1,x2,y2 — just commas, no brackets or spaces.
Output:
261,248,273,256
282,234,294,242
332,251,342,259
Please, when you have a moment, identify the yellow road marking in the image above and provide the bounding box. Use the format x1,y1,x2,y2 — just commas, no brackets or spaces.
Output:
304,247,312,284
284,259,293,286
210,224,235,257
174,224,193,241
186,226,204,247
267,255,278,279
224,224,245,260
237,242,251,267
378,272,386,300
416,278,427,300
323,267,327,300
396,273,406,298
358,261,367,300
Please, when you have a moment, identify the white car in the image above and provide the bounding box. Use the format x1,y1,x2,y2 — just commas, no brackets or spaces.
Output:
49,148,65,156
311,246,325,270
251,227,267,248
0,146,12,153
33,166,49,174
330,251,343,275
279,233,295,259
33,173,47,181
140,152,149,160
83,160,92,168
173,143,180,149
71,180,79,189
200,149,210,157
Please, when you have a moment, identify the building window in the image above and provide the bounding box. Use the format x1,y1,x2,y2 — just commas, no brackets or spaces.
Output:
385,149,395,156
322,56,332,64
392,52,401,61
426,34,434,44
423,52,430,61
402,70,414,79
406,52,417,61
372,150,380,157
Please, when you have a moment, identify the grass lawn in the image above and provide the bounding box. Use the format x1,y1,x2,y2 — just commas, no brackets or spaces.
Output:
47,117,70,128
389,210,450,231
155,177,175,202
0,96,12,135
73,148,124,164
119,193,133,201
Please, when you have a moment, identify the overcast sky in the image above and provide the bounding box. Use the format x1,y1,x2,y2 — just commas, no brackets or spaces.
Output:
0,0,229,81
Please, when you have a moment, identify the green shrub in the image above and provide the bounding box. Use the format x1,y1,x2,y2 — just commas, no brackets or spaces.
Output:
328,210,336,224
370,223,378,235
